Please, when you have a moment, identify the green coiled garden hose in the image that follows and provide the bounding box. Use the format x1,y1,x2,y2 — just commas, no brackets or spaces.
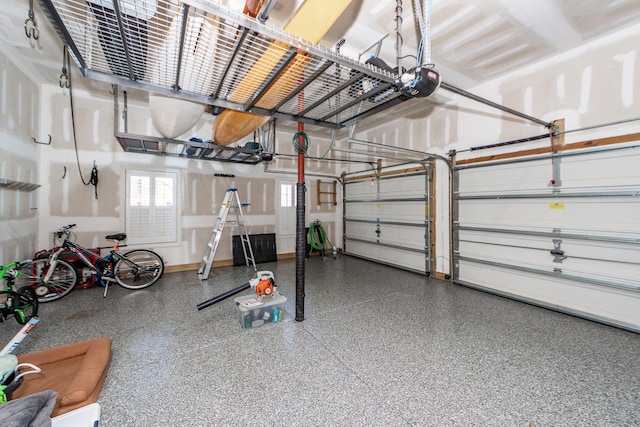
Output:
307,221,328,251
292,131,309,154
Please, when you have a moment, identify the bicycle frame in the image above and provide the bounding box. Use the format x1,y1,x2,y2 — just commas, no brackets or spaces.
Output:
39,224,164,299
47,238,124,297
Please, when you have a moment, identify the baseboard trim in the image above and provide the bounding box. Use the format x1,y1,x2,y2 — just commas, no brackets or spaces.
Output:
164,253,298,273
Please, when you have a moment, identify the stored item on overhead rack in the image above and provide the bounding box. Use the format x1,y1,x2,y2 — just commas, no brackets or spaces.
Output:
349,56,398,103
398,67,441,98
212,0,354,146
149,95,205,139
244,142,261,150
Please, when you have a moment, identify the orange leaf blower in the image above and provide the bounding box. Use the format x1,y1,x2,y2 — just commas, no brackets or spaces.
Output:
197,271,276,311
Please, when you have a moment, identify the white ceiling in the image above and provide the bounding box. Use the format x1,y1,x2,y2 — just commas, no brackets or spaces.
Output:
2,0,640,97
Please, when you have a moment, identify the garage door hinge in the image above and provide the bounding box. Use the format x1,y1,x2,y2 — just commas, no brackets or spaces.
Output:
550,239,567,263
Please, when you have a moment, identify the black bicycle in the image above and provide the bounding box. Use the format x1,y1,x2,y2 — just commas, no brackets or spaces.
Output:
16,224,164,302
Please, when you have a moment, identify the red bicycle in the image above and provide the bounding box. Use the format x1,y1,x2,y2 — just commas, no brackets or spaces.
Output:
16,224,164,302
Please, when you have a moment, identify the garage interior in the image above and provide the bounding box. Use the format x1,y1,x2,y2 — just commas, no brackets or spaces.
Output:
1,0,639,425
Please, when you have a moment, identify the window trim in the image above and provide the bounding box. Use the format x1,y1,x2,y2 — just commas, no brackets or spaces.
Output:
124,169,180,246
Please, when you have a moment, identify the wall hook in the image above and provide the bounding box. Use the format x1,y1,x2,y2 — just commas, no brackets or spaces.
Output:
59,46,70,89
32,134,52,145
24,0,39,41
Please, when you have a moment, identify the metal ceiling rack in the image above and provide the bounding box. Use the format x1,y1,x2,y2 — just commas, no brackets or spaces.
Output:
38,0,404,130
115,133,264,163
112,87,263,164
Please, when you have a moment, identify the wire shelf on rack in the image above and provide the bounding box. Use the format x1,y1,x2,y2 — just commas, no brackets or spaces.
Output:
0,178,41,191
115,133,263,164
38,0,408,129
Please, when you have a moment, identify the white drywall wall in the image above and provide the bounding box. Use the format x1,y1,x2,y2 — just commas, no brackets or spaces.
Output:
35,82,342,266
0,50,40,262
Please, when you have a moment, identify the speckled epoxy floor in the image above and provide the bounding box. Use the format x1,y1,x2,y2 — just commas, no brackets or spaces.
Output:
1,256,639,426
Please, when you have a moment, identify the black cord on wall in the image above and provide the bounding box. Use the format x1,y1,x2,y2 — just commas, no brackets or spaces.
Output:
66,47,99,199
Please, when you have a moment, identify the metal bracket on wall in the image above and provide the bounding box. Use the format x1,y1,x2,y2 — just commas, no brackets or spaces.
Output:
549,119,565,190
32,135,52,145
0,178,41,191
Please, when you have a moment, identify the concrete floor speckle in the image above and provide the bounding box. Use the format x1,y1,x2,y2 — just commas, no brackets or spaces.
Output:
2,256,639,426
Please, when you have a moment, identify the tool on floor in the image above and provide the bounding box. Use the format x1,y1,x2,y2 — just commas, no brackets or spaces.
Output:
196,271,276,311
0,317,39,356
198,188,256,280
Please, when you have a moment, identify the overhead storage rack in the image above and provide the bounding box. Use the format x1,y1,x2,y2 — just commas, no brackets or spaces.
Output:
38,0,405,129
112,88,263,164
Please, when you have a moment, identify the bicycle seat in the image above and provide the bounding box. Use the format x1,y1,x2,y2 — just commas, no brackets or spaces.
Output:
105,233,127,241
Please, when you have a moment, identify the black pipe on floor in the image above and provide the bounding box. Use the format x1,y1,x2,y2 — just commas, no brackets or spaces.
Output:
196,282,251,311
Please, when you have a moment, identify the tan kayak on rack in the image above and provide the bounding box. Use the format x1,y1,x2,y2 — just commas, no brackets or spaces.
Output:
213,0,353,146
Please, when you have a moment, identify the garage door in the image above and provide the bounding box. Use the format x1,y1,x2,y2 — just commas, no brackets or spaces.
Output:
454,139,640,332
343,170,431,274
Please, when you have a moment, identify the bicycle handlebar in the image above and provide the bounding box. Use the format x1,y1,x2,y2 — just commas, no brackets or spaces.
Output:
14,259,33,269
0,259,33,280
55,224,77,238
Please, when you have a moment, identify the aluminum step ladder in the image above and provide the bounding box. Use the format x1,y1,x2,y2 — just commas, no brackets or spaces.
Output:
198,188,256,280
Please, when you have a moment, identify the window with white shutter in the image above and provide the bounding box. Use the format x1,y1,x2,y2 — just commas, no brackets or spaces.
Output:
126,170,178,244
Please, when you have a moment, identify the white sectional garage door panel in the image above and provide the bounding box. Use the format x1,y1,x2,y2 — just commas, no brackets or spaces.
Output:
344,173,428,273
455,145,640,331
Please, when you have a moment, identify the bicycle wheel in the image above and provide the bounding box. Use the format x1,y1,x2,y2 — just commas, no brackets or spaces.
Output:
114,249,164,290
13,286,38,324
14,259,78,303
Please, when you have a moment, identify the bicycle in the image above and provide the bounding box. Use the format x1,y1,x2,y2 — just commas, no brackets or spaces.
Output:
0,261,39,324
16,224,165,302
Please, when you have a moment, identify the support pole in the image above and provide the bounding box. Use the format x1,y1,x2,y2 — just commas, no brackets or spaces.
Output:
295,180,305,321
295,93,306,322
